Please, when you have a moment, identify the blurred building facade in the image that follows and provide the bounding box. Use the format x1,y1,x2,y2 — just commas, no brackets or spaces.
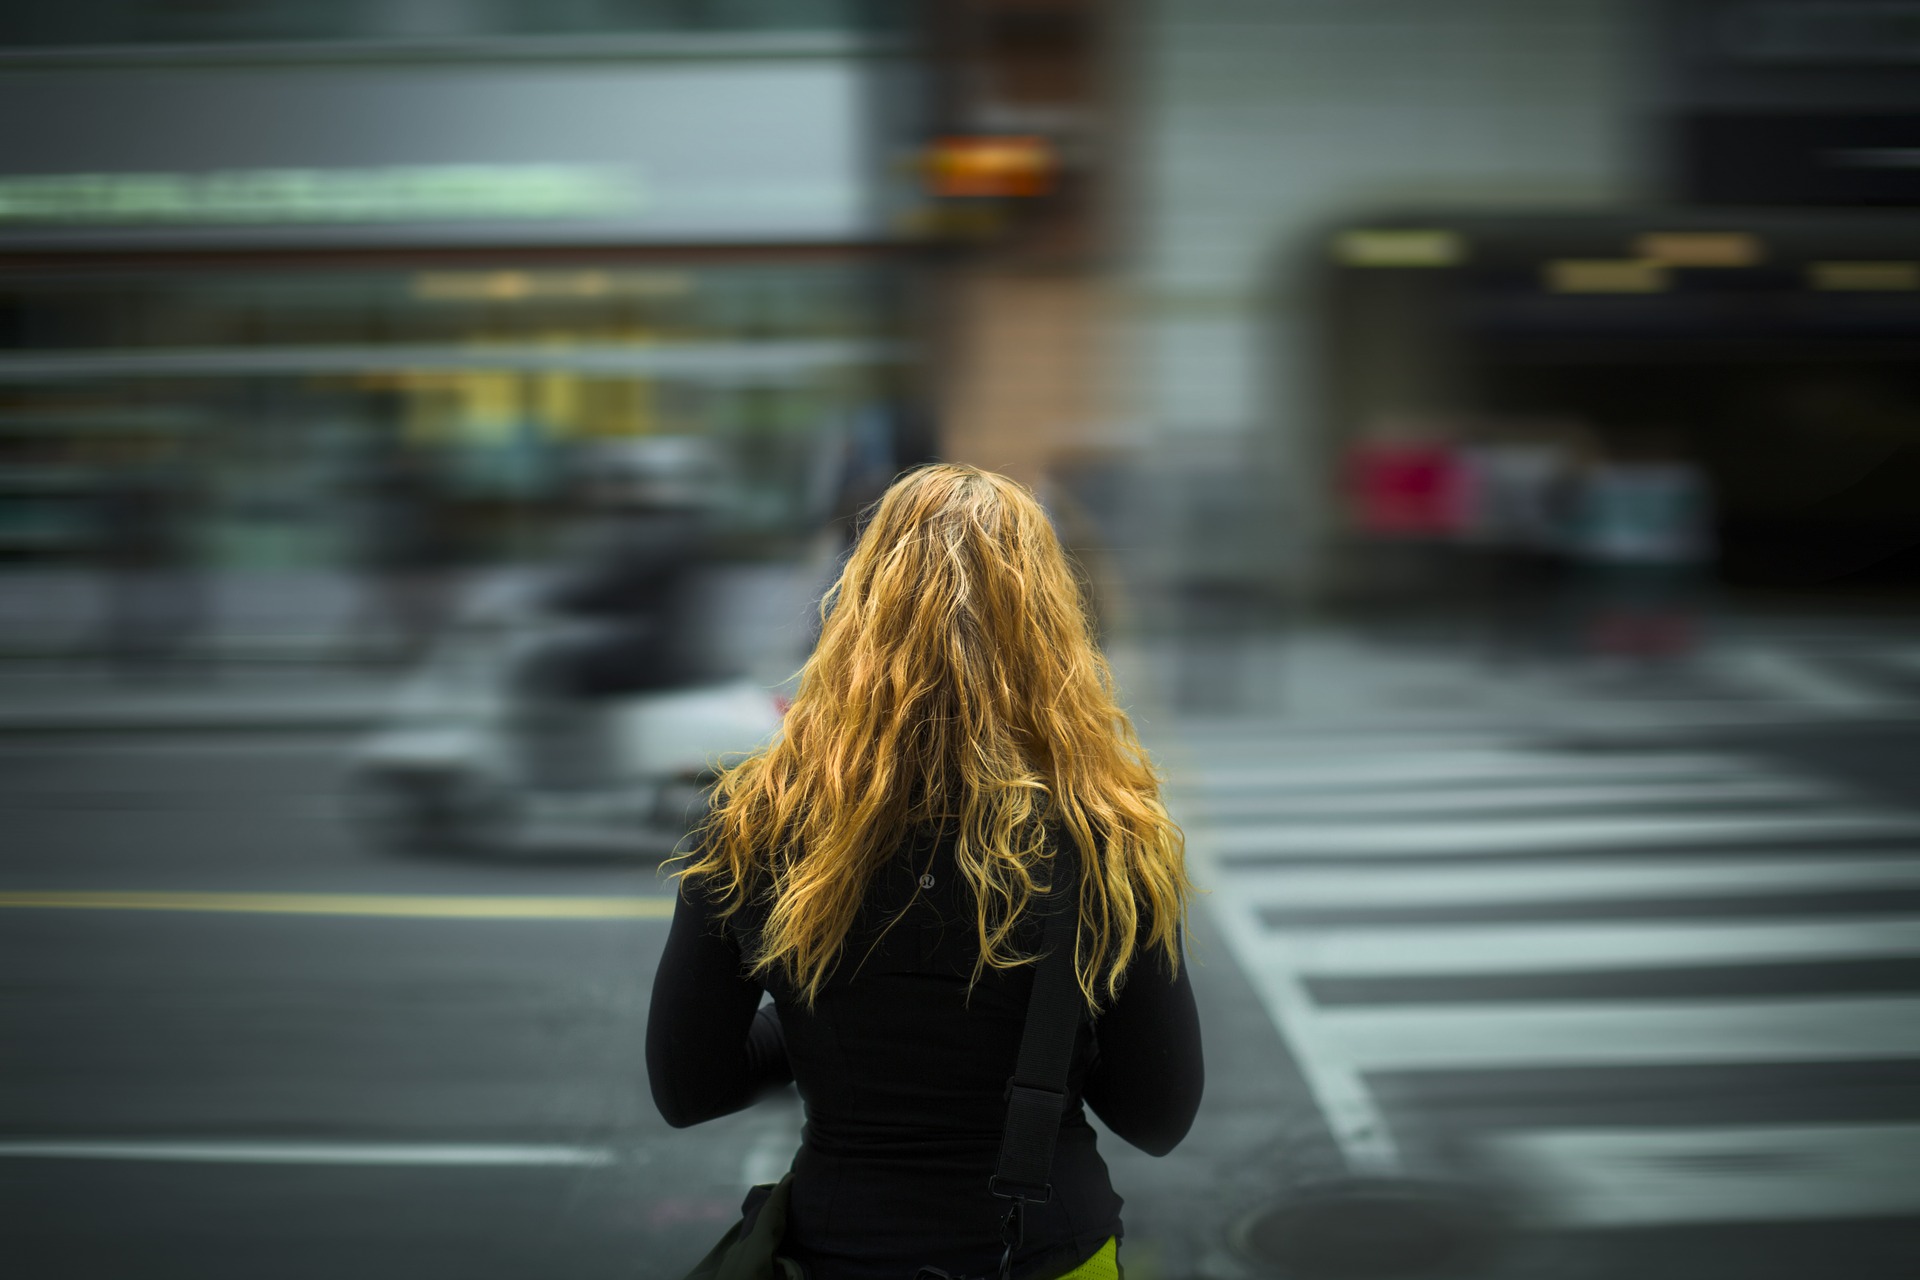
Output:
1123,0,1652,608
0,2,923,641
1122,0,1920,607
4,0,1919,650
912,0,1115,487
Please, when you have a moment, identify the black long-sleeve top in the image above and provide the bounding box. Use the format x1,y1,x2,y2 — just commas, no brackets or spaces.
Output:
646,827,1204,1280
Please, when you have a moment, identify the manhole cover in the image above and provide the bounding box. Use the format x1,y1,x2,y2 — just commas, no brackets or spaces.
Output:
1231,1178,1503,1279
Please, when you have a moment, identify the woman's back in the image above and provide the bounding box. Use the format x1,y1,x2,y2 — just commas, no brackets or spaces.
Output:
652,825,1199,1279
647,464,1203,1279
767,828,1124,1279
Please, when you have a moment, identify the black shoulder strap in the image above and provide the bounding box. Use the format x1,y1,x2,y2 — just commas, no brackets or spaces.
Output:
990,884,1084,1205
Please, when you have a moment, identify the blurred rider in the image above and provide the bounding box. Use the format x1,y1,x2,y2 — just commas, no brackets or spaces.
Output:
515,437,726,786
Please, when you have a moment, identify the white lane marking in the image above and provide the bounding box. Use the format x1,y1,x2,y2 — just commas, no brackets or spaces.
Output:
1483,1123,1920,1227
0,1141,615,1166
1202,777,1838,820
1723,649,1884,712
1324,996,1920,1070
1229,856,1920,910
1195,752,1777,794
1276,918,1920,977
1199,849,1402,1174
1172,727,1527,755
1210,811,1920,859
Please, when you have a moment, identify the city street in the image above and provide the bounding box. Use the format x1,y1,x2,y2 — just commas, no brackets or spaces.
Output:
8,3,1920,1276
3,621,1918,1278
1163,624,1920,1279
0,716,1317,1279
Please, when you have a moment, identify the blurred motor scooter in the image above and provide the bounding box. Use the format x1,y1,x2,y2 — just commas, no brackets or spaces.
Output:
344,440,784,858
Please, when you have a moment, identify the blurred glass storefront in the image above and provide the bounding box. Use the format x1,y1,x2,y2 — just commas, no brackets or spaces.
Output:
1320,213,1920,604
0,7,920,588
0,260,900,570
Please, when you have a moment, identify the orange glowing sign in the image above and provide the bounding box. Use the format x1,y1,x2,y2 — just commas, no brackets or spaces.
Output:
925,136,1056,198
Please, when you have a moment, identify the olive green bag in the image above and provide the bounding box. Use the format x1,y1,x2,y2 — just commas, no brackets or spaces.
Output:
680,1173,804,1280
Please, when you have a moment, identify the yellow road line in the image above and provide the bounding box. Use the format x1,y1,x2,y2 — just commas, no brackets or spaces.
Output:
0,891,674,920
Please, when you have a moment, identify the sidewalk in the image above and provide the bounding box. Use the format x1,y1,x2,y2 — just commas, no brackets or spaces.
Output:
0,663,403,735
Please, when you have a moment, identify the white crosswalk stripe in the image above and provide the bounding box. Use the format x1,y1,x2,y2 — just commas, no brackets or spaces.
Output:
1225,856,1920,910
1191,750,1765,793
1200,776,1840,820
1483,1123,1920,1227
1718,648,1887,712
1323,995,1920,1070
1279,918,1920,976
1209,809,1920,860
1176,719,1920,1231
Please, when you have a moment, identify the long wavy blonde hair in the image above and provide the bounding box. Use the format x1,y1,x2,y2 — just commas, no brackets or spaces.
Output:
677,463,1190,1009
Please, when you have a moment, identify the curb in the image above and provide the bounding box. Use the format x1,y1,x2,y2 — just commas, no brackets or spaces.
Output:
0,701,392,736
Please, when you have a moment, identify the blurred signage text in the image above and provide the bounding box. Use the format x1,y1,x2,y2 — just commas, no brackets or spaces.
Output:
1545,260,1670,294
1332,229,1465,268
1808,260,1920,290
1634,232,1764,267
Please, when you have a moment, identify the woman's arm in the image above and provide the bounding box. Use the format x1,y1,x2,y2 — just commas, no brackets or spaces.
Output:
645,877,793,1128
1081,929,1204,1156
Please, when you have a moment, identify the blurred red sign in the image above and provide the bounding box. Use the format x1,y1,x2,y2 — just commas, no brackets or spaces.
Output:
1349,442,1469,537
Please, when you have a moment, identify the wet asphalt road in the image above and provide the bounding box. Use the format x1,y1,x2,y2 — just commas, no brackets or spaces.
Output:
0,729,1317,1280
4,712,1919,1278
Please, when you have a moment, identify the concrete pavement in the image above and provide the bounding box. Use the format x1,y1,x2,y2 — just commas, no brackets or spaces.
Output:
5,607,1920,1278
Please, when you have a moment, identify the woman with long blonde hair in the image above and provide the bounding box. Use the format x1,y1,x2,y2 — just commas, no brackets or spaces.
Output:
648,464,1203,1280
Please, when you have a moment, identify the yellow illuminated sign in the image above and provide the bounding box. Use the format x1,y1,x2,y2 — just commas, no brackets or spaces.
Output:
1634,232,1763,268
1808,261,1919,292
1332,230,1465,268
412,271,691,302
924,137,1056,199
1545,259,1668,294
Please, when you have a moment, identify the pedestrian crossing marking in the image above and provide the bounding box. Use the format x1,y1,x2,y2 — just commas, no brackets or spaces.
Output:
1323,995,1920,1071
1228,856,1920,910
1171,725,1531,753
1200,777,1837,820
1178,708,1920,1231
1210,810,1920,860
1203,882,1404,1172
1193,750,1767,793
1274,918,1920,976
1723,648,1886,712
1482,1123,1920,1227
0,891,676,920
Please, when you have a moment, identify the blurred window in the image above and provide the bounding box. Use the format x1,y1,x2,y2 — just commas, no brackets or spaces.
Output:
0,0,893,49
0,259,904,570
